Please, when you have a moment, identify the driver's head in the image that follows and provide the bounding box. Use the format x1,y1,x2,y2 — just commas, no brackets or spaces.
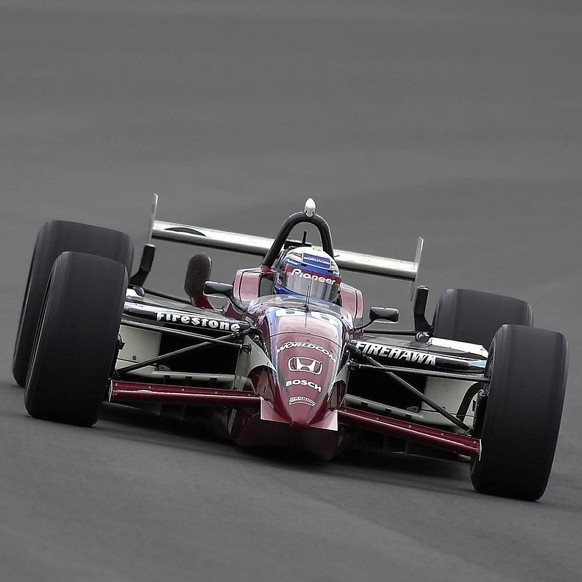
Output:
274,247,341,302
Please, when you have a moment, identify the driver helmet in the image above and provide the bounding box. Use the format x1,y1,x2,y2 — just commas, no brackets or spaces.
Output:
274,247,341,302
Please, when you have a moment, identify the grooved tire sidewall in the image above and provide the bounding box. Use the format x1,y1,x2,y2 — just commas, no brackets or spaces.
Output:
24,252,127,427
470,325,568,501
12,220,133,387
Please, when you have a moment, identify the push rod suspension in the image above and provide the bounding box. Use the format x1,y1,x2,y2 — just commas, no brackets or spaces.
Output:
347,344,473,432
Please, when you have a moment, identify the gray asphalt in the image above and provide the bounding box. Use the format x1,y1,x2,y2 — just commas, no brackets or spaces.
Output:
1,2,581,580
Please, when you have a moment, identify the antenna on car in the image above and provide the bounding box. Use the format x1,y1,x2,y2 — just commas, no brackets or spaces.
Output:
303,279,312,312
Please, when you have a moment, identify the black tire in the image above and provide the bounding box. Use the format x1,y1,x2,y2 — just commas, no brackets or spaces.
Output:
24,252,128,427
470,325,568,501
433,288,533,348
13,220,133,387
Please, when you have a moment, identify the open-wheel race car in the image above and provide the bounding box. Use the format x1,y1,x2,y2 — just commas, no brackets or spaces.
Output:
14,197,568,501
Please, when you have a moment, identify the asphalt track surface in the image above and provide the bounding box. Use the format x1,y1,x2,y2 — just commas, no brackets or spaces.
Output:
1,2,581,580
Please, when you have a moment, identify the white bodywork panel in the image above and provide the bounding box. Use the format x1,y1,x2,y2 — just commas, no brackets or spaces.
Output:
117,325,161,377
429,336,488,358
421,377,478,429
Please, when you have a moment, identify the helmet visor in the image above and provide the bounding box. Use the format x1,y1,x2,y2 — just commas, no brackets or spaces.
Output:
279,267,340,302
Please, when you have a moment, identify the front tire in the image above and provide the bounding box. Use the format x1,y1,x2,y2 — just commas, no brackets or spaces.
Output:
470,325,568,501
13,220,133,387
24,252,128,427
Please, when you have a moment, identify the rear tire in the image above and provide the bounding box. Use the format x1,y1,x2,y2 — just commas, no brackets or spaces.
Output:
13,220,133,387
470,325,568,501
433,288,533,348
24,252,128,427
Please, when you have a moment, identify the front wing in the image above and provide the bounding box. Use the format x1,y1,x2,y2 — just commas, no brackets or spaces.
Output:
109,380,481,458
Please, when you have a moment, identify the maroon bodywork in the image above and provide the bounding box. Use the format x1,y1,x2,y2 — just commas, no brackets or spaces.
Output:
110,266,481,461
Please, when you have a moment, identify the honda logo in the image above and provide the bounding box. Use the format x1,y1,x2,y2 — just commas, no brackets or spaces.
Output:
288,357,323,375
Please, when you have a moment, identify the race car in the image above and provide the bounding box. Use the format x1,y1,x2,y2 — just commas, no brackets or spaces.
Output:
13,196,568,501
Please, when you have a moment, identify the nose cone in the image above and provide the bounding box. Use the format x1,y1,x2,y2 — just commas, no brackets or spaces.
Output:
260,310,344,431
284,394,319,429
256,392,340,460
261,383,335,432
273,339,340,430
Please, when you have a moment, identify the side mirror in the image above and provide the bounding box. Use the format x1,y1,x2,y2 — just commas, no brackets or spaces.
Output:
369,307,399,324
204,281,234,299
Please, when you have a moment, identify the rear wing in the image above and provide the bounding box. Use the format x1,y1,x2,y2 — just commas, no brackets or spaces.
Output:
149,196,423,282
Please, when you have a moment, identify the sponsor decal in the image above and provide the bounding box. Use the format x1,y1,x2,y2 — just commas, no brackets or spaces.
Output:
156,312,241,332
288,396,316,407
303,253,332,267
354,341,437,366
291,268,336,285
286,379,322,392
288,356,323,375
277,341,337,362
